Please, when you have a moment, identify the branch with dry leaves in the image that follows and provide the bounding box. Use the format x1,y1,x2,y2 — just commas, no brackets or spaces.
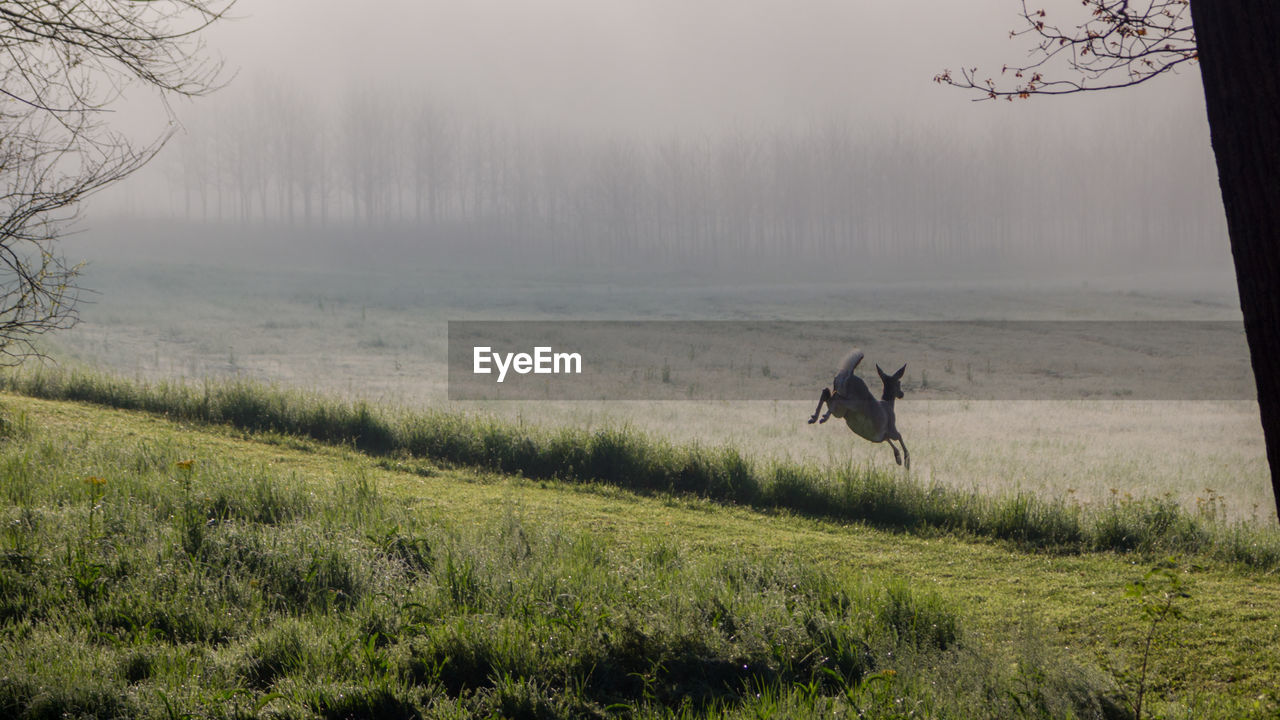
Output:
935,0,1197,100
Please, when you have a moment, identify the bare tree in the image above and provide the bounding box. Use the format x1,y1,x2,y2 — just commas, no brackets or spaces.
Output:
936,0,1280,522
0,0,234,361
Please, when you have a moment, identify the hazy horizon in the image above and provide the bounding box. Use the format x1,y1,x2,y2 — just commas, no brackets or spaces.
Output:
81,0,1229,288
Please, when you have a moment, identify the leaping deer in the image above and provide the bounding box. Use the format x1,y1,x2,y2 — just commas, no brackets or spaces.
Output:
808,348,910,469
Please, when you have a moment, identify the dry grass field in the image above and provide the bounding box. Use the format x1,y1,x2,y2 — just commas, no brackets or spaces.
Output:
47,249,1271,521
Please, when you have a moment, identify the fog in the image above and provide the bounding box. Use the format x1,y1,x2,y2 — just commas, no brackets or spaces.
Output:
88,0,1230,286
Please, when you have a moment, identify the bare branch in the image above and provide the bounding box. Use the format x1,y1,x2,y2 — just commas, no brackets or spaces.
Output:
0,0,234,361
935,0,1196,100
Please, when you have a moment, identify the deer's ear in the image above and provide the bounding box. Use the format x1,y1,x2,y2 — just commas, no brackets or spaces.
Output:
893,364,906,379
876,364,887,379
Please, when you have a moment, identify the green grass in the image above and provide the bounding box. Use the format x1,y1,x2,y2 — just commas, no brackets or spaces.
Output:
4,367,1279,569
0,394,1171,719
0,389,1278,717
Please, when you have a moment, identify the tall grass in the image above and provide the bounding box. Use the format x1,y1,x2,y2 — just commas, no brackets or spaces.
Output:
0,416,1120,719
5,367,1279,569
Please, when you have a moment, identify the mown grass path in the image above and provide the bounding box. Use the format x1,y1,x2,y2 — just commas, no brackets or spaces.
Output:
10,392,1280,712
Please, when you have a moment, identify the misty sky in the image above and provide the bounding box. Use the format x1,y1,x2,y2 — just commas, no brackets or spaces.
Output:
195,0,1209,136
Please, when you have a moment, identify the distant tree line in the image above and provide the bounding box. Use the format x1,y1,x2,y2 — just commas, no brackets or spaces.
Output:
132,81,1224,270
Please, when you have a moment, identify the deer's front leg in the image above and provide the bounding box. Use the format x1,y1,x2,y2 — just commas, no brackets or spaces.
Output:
808,388,831,424
888,431,909,470
887,439,903,466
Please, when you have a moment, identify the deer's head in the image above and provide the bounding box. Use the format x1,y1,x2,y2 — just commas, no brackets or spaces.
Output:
877,364,906,401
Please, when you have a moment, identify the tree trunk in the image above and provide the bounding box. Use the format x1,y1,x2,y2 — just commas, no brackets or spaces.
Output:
1190,1,1280,521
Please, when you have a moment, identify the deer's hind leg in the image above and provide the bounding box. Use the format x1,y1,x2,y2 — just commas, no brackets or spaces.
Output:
808,388,833,424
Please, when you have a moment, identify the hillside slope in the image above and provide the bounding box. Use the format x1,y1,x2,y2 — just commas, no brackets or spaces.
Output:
0,393,1277,718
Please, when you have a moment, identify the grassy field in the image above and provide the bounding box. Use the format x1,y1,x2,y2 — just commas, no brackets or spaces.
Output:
10,244,1275,716
7,368,1279,565
47,255,1272,521
2,382,1279,718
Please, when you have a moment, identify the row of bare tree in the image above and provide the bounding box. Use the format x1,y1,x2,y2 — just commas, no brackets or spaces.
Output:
123,81,1225,269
